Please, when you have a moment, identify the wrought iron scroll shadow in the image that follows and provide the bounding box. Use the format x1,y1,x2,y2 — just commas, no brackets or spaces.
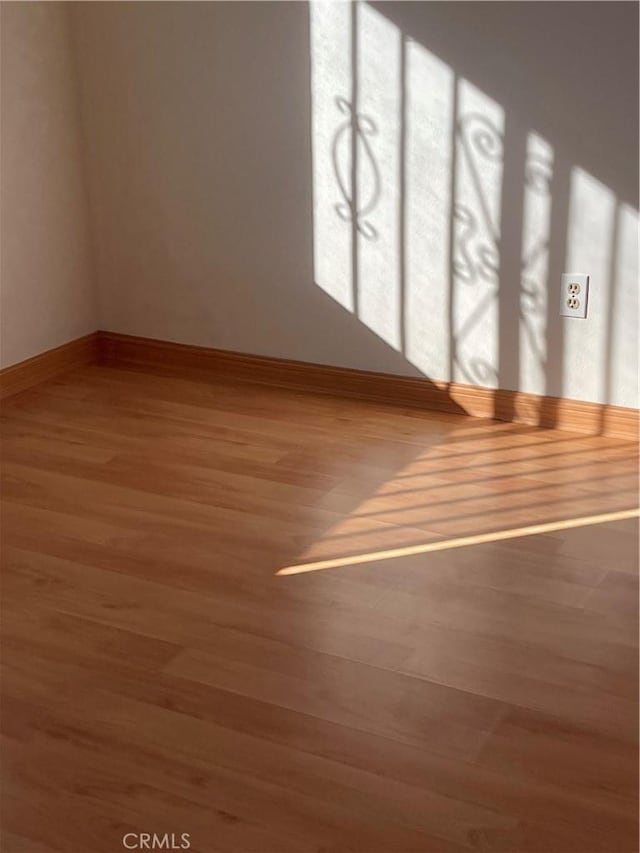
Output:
331,96,381,241
452,113,503,386
326,86,552,388
453,115,552,386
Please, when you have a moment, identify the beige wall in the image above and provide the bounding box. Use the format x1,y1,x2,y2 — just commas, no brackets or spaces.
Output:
1,2,96,368
72,1,639,408
5,1,637,408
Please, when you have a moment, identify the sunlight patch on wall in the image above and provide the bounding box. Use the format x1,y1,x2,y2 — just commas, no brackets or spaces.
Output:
610,204,640,408
310,0,507,383
564,167,615,404
355,2,402,351
309,2,635,407
520,132,554,396
310,0,354,312
404,39,454,378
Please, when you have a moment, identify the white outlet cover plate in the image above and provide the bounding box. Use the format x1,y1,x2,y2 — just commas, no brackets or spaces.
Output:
560,273,589,319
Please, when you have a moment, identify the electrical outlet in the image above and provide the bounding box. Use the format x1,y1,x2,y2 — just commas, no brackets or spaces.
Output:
560,273,589,319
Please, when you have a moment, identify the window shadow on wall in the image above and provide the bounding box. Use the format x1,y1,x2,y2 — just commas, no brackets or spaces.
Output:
309,0,639,428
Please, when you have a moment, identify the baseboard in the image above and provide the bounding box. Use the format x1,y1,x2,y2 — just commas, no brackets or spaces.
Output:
98,331,639,440
1,330,636,439
0,333,99,401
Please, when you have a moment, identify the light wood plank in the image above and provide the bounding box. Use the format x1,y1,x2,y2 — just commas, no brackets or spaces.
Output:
1,364,637,852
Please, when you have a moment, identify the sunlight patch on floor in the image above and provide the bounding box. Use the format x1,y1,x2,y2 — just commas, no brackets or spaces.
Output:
276,508,639,576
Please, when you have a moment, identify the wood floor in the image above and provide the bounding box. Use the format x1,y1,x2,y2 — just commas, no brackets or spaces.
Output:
1,364,638,853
